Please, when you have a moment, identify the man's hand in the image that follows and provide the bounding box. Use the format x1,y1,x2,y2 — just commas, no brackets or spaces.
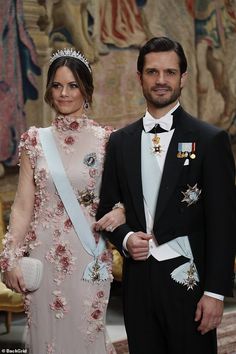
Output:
126,232,152,260
195,294,224,334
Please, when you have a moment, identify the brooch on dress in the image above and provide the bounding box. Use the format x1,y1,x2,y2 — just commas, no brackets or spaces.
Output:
83,152,97,167
78,189,95,206
181,184,201,206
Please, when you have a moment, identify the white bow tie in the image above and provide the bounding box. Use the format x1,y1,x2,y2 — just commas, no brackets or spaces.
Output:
143,113,173,132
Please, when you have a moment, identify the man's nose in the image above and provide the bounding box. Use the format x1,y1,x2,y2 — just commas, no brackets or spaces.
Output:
156,72,165,84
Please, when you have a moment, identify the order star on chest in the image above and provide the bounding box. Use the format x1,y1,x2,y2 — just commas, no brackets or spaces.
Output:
181,183,201,206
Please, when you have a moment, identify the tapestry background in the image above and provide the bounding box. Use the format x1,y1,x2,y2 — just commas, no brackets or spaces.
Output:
23,0,236,136
1,0,236,170
0,0,40,167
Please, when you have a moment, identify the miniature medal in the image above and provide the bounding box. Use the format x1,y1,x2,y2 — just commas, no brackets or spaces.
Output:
177,142,196,159
190,142,196,159
177,151,182,158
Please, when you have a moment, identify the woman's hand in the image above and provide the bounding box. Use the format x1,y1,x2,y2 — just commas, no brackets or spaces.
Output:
94,207,126,232
2,265,26,293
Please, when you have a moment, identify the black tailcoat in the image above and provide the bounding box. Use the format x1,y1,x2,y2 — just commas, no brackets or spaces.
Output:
97,106,236,297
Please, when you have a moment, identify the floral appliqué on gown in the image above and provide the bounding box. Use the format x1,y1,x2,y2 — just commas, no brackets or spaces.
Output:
0,115,116,354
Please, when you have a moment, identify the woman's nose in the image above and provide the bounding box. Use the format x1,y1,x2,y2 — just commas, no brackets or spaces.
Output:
60,85,68,96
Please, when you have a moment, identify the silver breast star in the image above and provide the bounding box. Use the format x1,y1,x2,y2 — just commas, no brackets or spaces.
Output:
181,183,201,206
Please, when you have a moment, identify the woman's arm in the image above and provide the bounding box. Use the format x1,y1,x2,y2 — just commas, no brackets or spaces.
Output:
94,203,125,232
0,151,36,292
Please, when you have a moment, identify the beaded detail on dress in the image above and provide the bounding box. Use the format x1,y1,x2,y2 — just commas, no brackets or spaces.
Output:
52,114,99,132
51,114,113,154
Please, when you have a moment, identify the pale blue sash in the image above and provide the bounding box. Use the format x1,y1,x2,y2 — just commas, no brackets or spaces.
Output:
39,127,109,283
168,236,199,288
141,131,199,289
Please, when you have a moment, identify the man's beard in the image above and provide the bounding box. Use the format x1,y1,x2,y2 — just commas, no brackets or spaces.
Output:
144,85,181,108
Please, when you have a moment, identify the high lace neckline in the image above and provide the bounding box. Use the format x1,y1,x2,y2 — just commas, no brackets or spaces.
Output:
52,114,98,132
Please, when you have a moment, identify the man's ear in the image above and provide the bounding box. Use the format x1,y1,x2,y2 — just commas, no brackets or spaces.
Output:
180,71,188,89
137,71,142,85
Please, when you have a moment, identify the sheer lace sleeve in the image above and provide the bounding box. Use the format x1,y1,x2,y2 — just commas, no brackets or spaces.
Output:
0,129,38,272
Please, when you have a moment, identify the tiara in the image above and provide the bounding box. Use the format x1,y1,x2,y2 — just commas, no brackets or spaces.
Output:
49,48,91,72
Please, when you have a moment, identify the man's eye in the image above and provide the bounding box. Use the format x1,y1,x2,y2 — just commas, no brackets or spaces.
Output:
167,70,176,75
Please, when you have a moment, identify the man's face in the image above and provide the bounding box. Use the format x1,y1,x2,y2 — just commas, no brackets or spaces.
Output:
138,51,187,110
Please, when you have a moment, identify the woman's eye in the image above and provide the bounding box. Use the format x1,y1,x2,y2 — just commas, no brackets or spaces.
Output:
69,83,79,89
51,82,79,89
51,83,61,89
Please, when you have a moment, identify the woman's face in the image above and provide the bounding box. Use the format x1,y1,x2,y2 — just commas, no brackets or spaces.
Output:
51,66,84,116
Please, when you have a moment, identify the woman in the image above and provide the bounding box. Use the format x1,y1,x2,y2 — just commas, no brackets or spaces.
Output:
0,49,124,354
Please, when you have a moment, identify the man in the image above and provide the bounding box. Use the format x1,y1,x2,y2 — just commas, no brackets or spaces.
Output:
97,37,236,354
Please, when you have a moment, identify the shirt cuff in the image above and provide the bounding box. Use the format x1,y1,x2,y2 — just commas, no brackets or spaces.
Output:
204,291,224,301
122,231,134,256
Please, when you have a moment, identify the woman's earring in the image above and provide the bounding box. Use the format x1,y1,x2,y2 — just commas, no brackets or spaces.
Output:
83,100,89,110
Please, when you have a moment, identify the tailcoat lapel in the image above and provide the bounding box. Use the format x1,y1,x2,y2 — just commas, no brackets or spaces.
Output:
154,107,196,225
123,119,146,230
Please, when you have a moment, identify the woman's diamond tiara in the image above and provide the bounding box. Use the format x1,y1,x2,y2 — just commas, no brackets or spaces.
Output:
49,48,91,72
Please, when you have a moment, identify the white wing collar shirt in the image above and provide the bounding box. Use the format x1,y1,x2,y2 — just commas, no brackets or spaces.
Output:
143,102,178,260
142,104,176,132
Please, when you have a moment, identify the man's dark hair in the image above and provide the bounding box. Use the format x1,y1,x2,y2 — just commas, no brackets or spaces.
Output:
137,37,187,74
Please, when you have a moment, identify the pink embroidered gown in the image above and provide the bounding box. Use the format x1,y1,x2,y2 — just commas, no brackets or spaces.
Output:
0,115,116,354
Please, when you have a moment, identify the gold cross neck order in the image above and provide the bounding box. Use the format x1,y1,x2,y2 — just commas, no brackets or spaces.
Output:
151,125,162,154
